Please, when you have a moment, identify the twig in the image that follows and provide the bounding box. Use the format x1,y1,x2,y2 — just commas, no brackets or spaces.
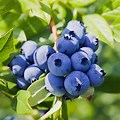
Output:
1,90,14,99
50,19,58,51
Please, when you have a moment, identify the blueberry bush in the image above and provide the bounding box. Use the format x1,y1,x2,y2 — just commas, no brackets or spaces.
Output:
0,0,120,120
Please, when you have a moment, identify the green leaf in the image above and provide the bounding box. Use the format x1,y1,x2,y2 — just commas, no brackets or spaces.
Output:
97,62,120,93
39,1,52,15
36,96,54,110
68,0,96,7
83,14,114,47
111,0,120,9
102,7,120,20
52,2,66,20
96,75,120,93
72,8,78,20
28,77,51,106
14,29,27,42
0,69,19,95
16,0,51,24
112,28,120,42
12,90,33,114
0,0,15,14
111,23,120,42
0,29,15,63
0,78,7,91
40,98,62,120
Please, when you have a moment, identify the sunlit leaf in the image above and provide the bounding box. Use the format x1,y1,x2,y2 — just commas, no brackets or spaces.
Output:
68,0,96,7
0,29,15,63
28,77,51,106
15,0,51,24
0,0,15,14
12,90,33,114
111,0,120,9
14,29,27,42
40,98,62,120
111,23,120,42
102,7,120,20
83,14,114,47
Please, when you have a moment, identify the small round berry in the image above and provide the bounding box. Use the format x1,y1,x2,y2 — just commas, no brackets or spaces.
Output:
71,51,91,72
24,65,43,83
64,71,90,96
16,77,30,89
34,45,55,70
86,64,106,87
10,55,28,77
45,73,65,96
56,35,79,56
83,34,99,51
47,53,72,76
21,40,38,63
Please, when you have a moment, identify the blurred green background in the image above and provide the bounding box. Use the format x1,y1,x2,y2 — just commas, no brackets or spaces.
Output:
1,92,120,120
0,0,120,119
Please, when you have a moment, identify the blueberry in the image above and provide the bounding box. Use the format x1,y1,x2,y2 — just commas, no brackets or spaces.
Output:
16,77,30,89
56,35,79,56
24,64,43,83
64,71,90,96
80,47,97,64
10,55,28,77
21,40,38,63
91,53,98,64
4,116,16,120
80,47,94,60
71,51,91,72
64,91,79,100
62,20,86,46
83,34,99,51
45,73,65,96
47,53,72,76
34,45,56,70
86,64,106,87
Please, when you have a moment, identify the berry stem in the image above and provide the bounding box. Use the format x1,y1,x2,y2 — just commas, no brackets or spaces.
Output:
50,19,58,51
1,90,14,99
61,97,68,120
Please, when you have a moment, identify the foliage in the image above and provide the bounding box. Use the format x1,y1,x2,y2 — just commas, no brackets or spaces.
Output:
0,0,120,119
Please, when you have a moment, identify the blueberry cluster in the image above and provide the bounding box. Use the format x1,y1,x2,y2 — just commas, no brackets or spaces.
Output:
10,20,106,99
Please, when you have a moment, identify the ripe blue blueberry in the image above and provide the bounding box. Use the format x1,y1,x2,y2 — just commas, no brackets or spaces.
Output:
45,73,65,96
56,35,79,56
91,53,98,64
71,51,91,72
80,47,94,60
64,71,90,96
34,45,56,70
24,64,43,83
65,91,79,100
83,34,99,51
16,77,30,89
47,53,72,76
10,55,28,77
86,64,106,87
4,116,16,120
62,20,86,47
21,40,38,63
80,47,97,64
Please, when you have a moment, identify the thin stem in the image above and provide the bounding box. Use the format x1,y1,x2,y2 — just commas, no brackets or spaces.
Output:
1,90,14,99
50,19,58,51
62,97,68,120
